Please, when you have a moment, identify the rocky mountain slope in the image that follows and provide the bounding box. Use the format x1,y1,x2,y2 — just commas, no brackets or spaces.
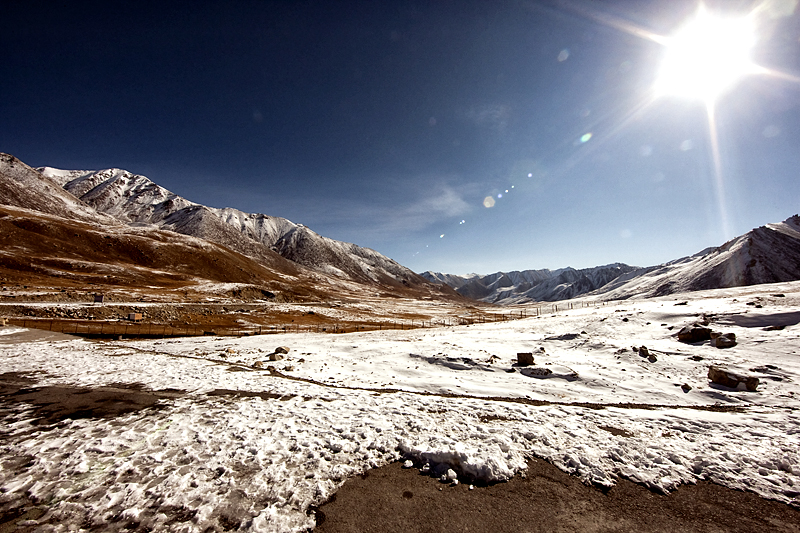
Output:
424,216,800,304
39,165,429,290
0,153,456,302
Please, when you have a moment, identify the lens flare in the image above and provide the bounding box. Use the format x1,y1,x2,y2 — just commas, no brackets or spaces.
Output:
483,196,496,208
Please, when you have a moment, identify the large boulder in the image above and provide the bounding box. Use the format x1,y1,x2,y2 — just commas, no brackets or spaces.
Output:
678,324,712,343
517,352,534,366
708,366,759,391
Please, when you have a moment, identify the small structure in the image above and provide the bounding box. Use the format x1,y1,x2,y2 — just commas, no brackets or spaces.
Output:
127,313,143,323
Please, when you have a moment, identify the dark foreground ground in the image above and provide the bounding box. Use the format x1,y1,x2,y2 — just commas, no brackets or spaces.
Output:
314,459,800,533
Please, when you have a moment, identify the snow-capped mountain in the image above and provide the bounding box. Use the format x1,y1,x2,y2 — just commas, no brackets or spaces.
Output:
422,264,638,304
38,165,433,290
425,216,800,304
595,215,800,300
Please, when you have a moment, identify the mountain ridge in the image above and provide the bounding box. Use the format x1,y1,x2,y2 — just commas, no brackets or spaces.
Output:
37,164,437,292
423,217,800,304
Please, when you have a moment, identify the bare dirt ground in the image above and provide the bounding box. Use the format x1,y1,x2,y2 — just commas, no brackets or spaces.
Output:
314,459,800,533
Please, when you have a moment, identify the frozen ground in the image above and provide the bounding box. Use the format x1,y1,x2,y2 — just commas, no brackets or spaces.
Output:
1,282,800,532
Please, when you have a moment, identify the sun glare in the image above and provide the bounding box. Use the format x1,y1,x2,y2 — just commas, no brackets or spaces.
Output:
655,6,756,102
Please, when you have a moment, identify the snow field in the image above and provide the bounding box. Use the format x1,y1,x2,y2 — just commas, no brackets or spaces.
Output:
1,283,799,531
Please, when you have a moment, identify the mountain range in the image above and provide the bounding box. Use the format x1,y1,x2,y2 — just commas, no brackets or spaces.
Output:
423,215,800,304
0,153,457,302
2,151,798,305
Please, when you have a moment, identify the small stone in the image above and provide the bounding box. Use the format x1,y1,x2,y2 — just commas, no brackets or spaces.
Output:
275,346,290,354
648,354,657,363
638,346,649,358
710,332,737,349
283,365,295,372
268,353,285,361
252,361,264,369
226,347,236,354
403,460,414,469
681,383,692,393
469,485,474,490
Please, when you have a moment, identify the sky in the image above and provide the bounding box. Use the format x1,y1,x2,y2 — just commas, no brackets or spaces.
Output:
2,0,799,275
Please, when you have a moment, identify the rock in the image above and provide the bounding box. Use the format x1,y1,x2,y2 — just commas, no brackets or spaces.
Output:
402,460,414,469
523,367,553,377
678,324,712,343
225,347,236,354
0,317,6,327
252,361,264,369
487,355,500,364
440,468,458,483
275,346,290,354
708,366,759,391
648,354,658,363
638,346,650,358
710,332,737,348
268,353,285,361
266,365,276,372
681,383,692,393
283,365,295,372
517,352,534,366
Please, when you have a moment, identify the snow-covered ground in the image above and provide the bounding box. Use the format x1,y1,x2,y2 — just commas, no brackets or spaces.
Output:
1,282,800,532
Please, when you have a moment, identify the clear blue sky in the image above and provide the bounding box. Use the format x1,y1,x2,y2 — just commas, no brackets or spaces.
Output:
2,0,799,274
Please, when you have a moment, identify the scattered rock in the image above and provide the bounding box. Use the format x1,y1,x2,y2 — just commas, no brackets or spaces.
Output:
252,361,264,369
440,468,458,483
764,325,786,331
402,460,414,469
710,332,737,349
708,365,759,391
678,324,712,343
283,365,295,372
517,352,534,366
522,367,552,377
648,354,657,363
226,347,236,354
268,353,285,361
689,355,704,361
674,301,688,306
275,346,290,354
681,383,692,393
487,355,500,364
638,346,650,358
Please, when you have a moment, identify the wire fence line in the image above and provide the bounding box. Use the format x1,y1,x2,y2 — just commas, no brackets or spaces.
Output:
5,311,533,339
4,303,610,339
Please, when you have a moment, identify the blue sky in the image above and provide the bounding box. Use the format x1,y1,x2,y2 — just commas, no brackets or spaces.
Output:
2,0,799,274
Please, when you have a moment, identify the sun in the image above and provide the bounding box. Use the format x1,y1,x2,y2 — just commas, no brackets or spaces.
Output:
655,6,757,103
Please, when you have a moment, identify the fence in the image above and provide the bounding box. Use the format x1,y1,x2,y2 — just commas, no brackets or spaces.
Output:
5,311,531,339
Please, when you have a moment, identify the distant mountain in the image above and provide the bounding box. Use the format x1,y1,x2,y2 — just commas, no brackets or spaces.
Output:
37,164,439,292
424,216,800,303
421,264,638,304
